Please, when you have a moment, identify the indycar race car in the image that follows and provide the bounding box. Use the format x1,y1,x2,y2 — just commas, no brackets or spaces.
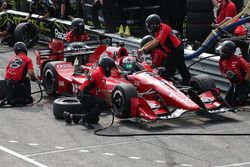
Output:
35,39,236,121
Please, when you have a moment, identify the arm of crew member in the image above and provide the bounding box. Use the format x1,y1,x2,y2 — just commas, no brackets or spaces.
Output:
0,30,9,37
41,12,50,20
25,13,32,20
28,69,37,81
211,0,219,8
138,39,159,54
244,67,250,80
101,89,112,105
0,2,7,11
61,3,65,18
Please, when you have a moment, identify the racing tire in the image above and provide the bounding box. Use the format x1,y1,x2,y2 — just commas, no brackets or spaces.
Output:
189,74,216,94
187,11,214,24
53,97,87,119
112,83,138,118
0,80,11,99
187,0,214,12
13,22,38,48
42,62,58,96
186,24,212,42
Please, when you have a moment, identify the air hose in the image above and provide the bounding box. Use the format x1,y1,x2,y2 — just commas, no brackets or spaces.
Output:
184,17,250,60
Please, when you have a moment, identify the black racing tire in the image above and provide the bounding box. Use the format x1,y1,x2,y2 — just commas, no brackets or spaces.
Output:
13,22,38,48
112,83,138,118
186,24,212,42
53,97,87,119
42,62,58,96
189,74,216,94
0,80,11,99
187,0,214,12
187,11,214,24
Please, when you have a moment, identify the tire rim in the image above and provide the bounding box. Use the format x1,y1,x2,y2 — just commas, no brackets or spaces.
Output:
62,99,79,104
23,30,32,44
112,90,124,114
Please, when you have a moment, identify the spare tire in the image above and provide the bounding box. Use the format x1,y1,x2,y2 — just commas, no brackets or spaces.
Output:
189,74,216,94
187,11,214,24
13,22,38,48
186,23,212,42
187,0,214,12
53,97,87,119
111,83,138,118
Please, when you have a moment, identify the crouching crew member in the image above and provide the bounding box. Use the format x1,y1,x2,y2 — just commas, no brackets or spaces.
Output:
25,0,54,20
138,14,191,85
219,40,250,106
140,35,168,71
66,18,89,42
64,56,116,129
1,42,37,106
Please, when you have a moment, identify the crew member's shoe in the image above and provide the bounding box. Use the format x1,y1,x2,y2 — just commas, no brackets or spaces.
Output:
64,111,72,124
80,117,94,129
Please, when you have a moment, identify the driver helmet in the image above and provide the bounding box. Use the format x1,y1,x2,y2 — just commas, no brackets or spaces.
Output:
122,56,136,72
13,42,27,55
219,40,236,59
140,35,154,54
98,56,117,77
145,14,161,34
71,18,85,35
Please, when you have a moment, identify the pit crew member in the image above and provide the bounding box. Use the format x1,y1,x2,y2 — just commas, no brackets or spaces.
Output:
0,12,16,46
64,56,116,129
213,0,237,24
65,18,89,42
25,0,55,20
219,40,250,106
1,42,37,106
138,14,191,85
139,35,179,78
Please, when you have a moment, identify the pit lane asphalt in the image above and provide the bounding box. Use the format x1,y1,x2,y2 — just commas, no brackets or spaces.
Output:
0,44,250,167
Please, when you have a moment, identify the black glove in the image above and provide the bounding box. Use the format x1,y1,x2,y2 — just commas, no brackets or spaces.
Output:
227,71,240,83
31,77,38,82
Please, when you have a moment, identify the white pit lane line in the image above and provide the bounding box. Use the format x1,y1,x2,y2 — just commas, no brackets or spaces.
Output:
0,146,48,167
215,162,250,167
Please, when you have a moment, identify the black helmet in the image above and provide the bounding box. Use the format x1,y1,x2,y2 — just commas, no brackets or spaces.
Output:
140,35,154,54
140,35,154,47
145,14,161,33
14,42,27,55
0,12,8,28
98,56,117,77
71,18,85,35
220,41,237,59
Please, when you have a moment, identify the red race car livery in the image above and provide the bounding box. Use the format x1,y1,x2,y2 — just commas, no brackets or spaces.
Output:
36,39,235,121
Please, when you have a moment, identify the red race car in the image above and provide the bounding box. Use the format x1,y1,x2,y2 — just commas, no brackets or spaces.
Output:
35,39,236,121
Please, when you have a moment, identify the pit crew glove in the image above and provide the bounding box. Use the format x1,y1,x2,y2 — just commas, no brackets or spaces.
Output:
227,71,240,83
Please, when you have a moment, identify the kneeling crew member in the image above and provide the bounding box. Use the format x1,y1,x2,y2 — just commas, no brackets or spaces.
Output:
219,40,250,106
64,56,116,129
2,42,37,106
